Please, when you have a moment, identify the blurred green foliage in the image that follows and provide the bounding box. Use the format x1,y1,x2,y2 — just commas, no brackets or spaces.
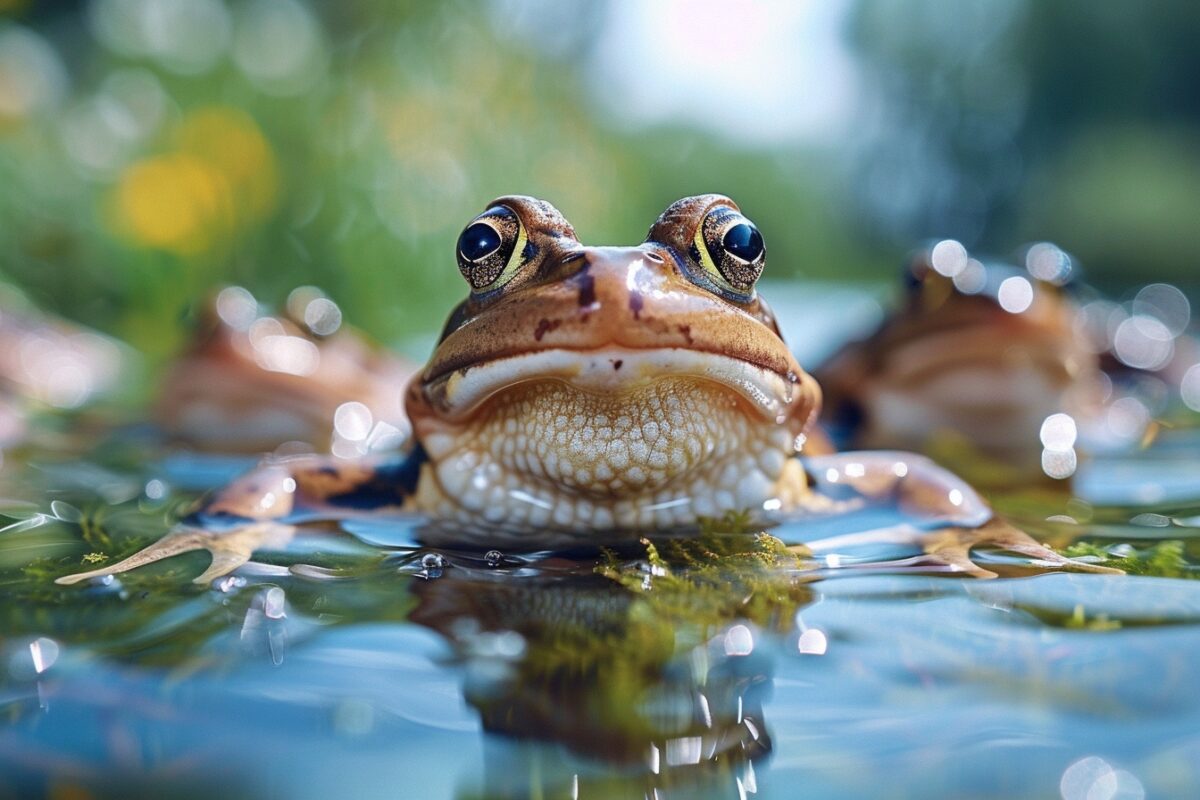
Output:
0,0,877,363
0,0,1196,364
848,0,1200,289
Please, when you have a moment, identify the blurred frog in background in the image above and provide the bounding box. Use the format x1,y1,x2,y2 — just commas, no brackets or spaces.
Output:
816,241,1196,486
155,285,415,455
0,286,125,450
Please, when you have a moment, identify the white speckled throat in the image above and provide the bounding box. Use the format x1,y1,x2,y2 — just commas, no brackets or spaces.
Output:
408,347,813,541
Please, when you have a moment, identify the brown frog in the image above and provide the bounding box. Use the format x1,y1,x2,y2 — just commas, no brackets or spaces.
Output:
156,286,415,454
57,196,1114,585
815,246,1104,474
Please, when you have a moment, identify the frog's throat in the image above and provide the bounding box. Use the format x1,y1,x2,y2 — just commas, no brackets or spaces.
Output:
404,348,817,539
417,347,813,426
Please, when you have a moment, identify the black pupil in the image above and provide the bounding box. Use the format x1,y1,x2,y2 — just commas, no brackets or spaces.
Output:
459,222,502,262
722,223,763,262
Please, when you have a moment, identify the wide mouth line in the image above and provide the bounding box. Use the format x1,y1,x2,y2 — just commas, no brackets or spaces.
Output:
424,346,800,421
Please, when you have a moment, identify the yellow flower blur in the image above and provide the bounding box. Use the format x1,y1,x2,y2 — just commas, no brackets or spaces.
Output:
112,106,278,256
115,154,232,255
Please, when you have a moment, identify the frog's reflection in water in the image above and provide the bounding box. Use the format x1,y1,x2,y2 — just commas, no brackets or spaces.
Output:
403,535,812,798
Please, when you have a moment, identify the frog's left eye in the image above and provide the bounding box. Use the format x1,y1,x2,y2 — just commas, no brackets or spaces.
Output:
693,206,765,297
456,205,528,292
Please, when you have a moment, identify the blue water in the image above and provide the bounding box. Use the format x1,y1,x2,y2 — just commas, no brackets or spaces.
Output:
2,284,1199,799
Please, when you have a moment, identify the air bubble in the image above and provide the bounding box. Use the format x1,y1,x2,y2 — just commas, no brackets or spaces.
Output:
419,552,447,578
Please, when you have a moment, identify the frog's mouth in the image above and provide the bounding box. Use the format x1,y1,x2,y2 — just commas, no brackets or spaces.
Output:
416,347,815,428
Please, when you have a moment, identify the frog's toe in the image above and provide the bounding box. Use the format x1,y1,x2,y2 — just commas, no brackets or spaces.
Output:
55,522,296,586
923,520,1124,579
56,526,212,585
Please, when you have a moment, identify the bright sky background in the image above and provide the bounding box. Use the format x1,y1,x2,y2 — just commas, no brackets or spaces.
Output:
585,0,859,146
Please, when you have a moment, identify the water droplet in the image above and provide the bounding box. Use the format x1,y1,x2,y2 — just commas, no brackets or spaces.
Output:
484,550,503,567
29,637,59,674
723,624,754,656
798,628,828,655
214,575,247,593
419,552,447,579
263,586,286,619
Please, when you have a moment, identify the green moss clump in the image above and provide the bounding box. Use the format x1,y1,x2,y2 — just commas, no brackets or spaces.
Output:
1062,540,1196,579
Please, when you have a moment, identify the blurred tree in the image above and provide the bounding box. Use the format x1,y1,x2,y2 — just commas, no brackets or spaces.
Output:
847,0,1200,288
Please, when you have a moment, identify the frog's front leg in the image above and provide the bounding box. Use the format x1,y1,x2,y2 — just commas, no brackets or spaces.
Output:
56,451,422,586
799,451,1121,578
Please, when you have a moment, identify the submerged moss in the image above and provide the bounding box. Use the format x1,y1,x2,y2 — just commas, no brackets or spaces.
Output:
1063,540,1197,579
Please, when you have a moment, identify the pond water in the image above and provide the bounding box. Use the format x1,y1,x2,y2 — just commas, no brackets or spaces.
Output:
2,287,1199,799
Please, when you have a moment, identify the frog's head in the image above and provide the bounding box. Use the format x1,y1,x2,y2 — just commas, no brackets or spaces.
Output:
405,195,818,536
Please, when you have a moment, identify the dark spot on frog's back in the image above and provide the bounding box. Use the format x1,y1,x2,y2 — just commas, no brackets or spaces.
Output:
611,359,623,371
629,292,643,319
533,317,561,341
574,266,596,308
676,323,692,345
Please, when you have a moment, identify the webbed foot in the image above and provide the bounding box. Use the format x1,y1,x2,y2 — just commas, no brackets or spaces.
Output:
806,518,1124,579
915,519,1123,578
55,521,297,586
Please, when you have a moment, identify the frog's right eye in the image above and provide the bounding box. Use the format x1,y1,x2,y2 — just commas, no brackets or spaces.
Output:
456,206,528,293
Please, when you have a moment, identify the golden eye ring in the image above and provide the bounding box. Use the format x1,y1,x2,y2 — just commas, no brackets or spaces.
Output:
692,205,766,297
456,205,529,293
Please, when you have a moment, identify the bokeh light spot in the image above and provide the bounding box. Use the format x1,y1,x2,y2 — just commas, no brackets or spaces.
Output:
1112,315,1174,371
1133,283,1190,336
0,25,66,123
930,239,967,277
1183,364,1200,412
1025,242,1072,284
1039,413,1077,451
997,276,1033,313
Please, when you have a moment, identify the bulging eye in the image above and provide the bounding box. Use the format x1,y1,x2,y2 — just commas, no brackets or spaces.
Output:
694,205,766,296
722,222,764,263
456,205,527,292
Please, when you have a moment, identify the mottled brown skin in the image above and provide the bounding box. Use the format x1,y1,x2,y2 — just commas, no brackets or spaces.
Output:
817,250,1100,472
56,196,1120,586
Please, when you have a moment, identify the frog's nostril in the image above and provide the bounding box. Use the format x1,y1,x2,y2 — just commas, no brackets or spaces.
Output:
644,252,665,264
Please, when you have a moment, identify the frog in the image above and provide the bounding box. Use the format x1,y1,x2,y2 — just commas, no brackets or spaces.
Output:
0,288,125,448
814,244,1106,475
56,195,1117,586
155,286,415,454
